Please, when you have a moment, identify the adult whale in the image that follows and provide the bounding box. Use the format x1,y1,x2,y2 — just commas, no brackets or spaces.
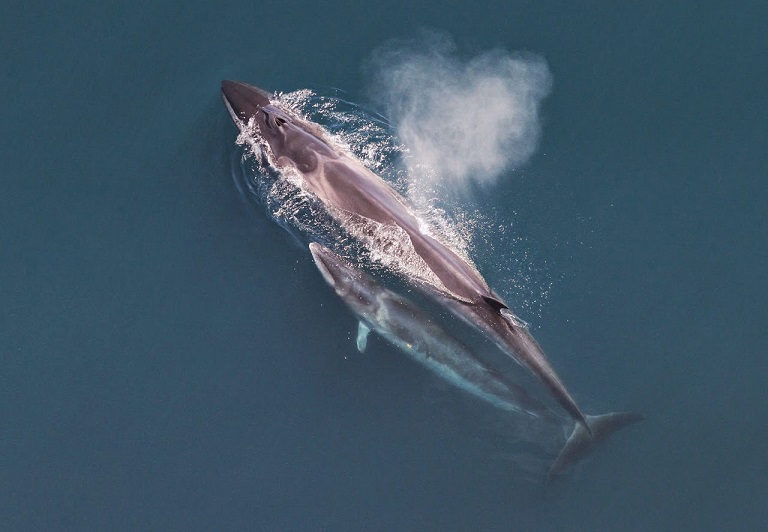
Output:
221,80,590,430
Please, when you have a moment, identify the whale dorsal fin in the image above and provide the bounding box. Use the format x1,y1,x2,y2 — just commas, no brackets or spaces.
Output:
356,321,371,353
481,295,508,312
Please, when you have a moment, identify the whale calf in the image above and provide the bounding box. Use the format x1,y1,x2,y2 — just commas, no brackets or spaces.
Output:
309,241,559,421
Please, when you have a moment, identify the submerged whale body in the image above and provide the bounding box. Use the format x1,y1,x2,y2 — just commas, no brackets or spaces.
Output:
221,80,642,478
309,242,559,422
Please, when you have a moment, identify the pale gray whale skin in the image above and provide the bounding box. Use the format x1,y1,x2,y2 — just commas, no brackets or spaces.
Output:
309,242,559,422
221,80,590,430
309,242,643,480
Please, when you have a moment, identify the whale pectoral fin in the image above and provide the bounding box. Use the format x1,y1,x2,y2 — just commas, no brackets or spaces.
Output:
547,411,644,482
356,321,371,353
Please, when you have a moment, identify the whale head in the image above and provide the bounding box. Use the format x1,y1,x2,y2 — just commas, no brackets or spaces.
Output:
309,243,383,318
221,80,295,156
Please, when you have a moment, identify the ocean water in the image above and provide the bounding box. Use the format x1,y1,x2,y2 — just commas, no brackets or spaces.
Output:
2,1,767,530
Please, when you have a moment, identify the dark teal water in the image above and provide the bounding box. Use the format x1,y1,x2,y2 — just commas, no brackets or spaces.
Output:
2,1,767,529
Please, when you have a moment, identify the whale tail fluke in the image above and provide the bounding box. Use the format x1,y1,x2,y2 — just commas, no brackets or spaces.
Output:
547,411,644,482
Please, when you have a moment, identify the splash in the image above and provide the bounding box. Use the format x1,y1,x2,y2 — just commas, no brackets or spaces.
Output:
367,31,552,205
338,211,457,297
229,87,552,317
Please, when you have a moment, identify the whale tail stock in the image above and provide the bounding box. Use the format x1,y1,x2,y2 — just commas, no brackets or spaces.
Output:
547,411,644,482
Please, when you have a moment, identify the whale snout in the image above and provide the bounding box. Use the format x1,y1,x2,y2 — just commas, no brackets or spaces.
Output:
221,80,273,122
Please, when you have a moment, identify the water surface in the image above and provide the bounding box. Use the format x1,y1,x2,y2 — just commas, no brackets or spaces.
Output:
1,2,766,529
